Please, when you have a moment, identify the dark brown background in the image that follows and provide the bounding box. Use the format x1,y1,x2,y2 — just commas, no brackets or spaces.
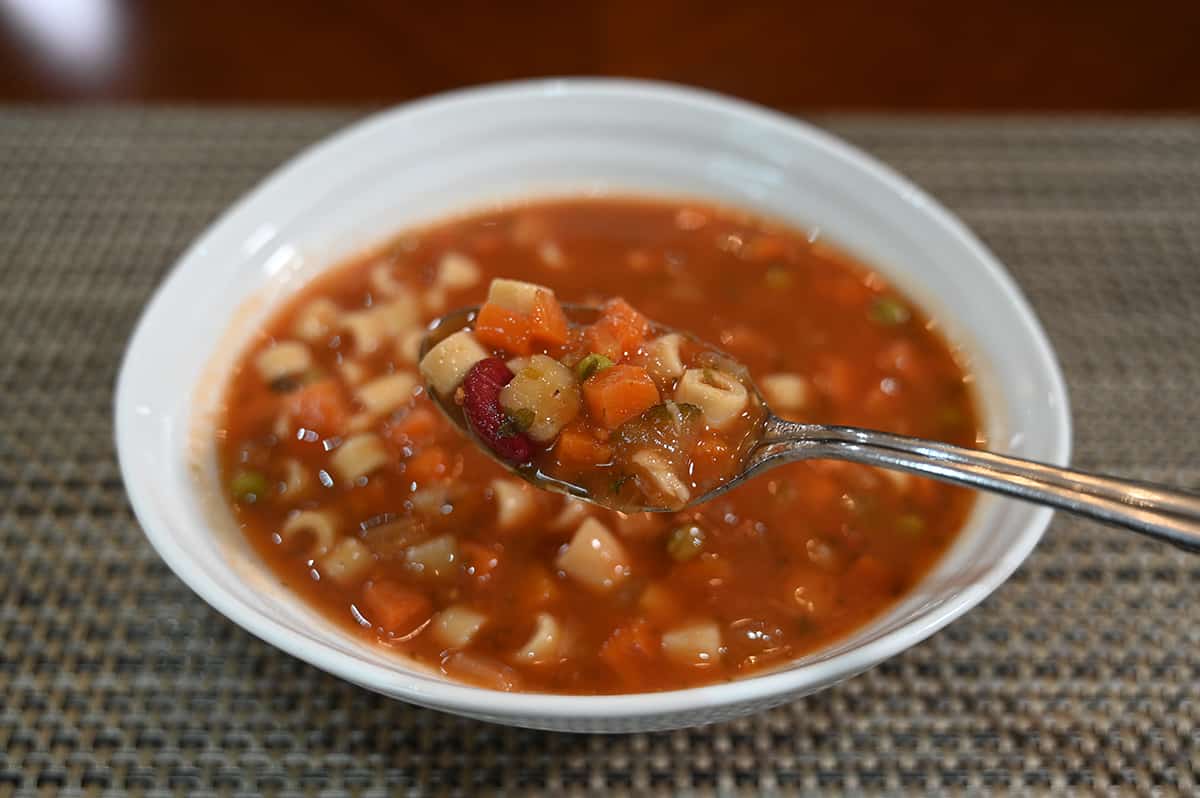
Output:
2,0,1199,109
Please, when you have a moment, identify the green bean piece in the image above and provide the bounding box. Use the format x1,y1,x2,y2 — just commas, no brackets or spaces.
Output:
575,353,615,381
231,470,270,503
667,523,706,562
869,296,911,325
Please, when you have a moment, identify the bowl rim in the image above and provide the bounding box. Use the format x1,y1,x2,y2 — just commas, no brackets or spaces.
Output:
115,77,1072,723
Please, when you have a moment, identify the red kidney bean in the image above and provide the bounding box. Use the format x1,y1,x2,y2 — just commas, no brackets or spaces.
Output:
461,358,533,464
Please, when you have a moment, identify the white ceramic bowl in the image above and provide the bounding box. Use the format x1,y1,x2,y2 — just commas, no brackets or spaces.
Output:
115,79,1070,733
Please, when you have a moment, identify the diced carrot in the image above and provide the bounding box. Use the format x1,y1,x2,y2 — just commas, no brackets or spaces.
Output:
460,541,501,583
583,298,650,361
284,379,349,434
637,584,683,625
845,555,897,597
385,405,440,447
473,301,533,355
691,430,733,482
405,446,451,483
582,364,660,429
528,289,569,347
360,580,432,636
554,425,613,466
599,619,661,686
515,566,561,611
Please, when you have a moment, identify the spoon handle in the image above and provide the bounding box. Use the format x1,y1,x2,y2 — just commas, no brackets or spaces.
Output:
753,420,1200,552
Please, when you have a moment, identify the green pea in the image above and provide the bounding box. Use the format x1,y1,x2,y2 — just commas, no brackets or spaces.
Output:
667,524,706,562
231,470,269,503
575,353,615,381
869,296,911,325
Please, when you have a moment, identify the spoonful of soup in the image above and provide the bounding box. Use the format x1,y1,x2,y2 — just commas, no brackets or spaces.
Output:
421,278,1200,552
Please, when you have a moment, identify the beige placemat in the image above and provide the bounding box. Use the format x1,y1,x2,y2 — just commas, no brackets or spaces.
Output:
1,109,1197,796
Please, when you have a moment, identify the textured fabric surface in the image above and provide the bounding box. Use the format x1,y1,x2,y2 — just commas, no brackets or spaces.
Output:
1,108,1198,795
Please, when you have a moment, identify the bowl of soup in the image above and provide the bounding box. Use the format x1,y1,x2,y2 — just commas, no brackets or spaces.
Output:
115,79,1070,732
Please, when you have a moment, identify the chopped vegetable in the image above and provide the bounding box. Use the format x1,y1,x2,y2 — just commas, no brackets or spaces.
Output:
360,580,433,637
554,425,613,466
666,523,706,561
231,470,269,503
461,358,534,464
529,289,569,346
599,620,660,685
583,298,651,360
869,296,911,325
498,408,536,437
575,352,614,381
284,379,350,434
582,364,661,429
473,302,534,355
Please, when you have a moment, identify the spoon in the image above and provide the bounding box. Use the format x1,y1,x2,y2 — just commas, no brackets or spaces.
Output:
422,305,1200,553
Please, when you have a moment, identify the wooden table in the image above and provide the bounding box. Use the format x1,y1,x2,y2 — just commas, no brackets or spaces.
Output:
1,1,1199,109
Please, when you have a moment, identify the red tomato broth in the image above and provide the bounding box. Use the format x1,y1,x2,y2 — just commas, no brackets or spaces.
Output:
215,198,979,694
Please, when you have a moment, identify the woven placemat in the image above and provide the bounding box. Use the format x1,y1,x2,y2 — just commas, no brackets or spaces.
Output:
1,108,1198,796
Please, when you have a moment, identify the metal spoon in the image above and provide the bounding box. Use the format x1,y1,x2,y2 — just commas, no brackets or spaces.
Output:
422,306,1200,552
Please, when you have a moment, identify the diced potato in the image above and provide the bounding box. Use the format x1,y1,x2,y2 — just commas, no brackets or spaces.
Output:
661,621,723,666
356,373,418,417
505,356,530,374
490,478,538,532
330,433,389,482
499,354,581,442
342,297,420,353
512,613,565,665
761,373,810,410
405,534,459,580
432,605,488,649
255,341,311,383
557,518,631,593
630,449,691,507
292,298,341,342
419,330,489,395
436,251,481,290
280,509,337,556
674,368,749,428
486,278,550,315
643,333,686,382
319,537,374,584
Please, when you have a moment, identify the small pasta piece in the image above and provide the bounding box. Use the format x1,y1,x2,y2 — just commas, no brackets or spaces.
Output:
761,373,810,410
512,613,565,665
642,333,686,381
499,355,581,442
339,359,368,387
405,534,459,580
549,497,591,532
432,605,488,649
280,509,337,556
486,277,549,315
397,328,425,365
537,241,565,268
330,433,389,482
320,537,374,584
661,621,723,666
281,458,310,499
419,330,489,395
292,298,341,342
255,341,311,383
356,372,418,417
442,651,522,692
490,478,538,532
436,251,481,290
368,262,405,297
342,297,420,354
557,518,631,593
674,368,749,428
631,449,691,507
